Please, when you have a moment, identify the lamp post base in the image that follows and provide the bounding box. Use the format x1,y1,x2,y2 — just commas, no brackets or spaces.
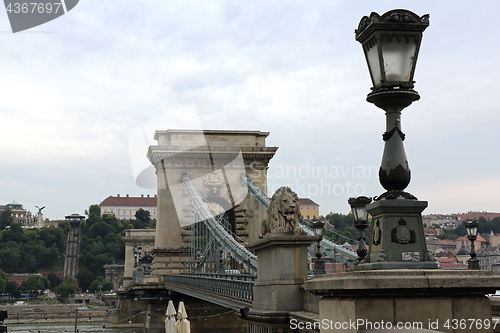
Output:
468,258,480,270
364,199,441,269
356,260,441,270
313,257,326,275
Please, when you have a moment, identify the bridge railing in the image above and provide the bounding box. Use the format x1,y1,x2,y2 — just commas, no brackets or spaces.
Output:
164,273,256,304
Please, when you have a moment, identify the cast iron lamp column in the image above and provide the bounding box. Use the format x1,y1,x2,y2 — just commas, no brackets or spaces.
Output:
465,220,480,270
348,196,372,263
355,9,429,200
354,9,440,269
312,220,326,275
133,246,139,268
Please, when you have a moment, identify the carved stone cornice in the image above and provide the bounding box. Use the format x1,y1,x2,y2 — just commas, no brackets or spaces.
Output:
148,146,278,166
123,237,155,247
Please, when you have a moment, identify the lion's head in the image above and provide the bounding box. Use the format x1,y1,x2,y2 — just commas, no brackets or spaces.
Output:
261,187,305,237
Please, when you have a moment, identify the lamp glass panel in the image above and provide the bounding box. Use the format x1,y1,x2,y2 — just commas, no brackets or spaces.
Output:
314,226,323,237
354,207,369,222
365,44,382,86
381,37,417,82
470,226,478,237
466,224,478,237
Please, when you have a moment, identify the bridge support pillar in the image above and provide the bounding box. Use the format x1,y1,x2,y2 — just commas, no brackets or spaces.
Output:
247,235,316,332
151,248,185,278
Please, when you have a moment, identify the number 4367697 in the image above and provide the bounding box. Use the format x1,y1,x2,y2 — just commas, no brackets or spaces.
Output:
443,318,499,330
5,3,62,14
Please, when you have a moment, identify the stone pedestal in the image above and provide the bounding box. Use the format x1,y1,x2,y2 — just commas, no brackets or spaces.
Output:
305,269,500,333
360,199,441,269
247,235,316,331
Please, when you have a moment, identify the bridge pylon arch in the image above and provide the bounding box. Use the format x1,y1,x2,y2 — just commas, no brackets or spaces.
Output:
147,130,277,276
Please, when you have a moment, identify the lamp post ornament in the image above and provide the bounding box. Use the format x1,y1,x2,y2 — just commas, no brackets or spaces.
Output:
354,9,440,269
312,220,326,275
465,220,480,270
348,196,372,263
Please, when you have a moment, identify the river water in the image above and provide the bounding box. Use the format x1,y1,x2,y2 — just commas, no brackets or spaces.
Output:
4,323,128,333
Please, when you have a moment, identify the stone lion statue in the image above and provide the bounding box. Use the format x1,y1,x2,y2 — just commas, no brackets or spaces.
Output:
261,187,306,237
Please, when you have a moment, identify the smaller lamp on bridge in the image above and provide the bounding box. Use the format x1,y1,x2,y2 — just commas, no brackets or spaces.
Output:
312,220,326,276
348,196,372,263
465,220,480,270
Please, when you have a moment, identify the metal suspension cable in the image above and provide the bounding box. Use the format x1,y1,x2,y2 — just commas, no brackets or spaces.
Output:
182,173,258,276
243,173,270,208
191,190,248,273
240,173,358,268
194,235,214,272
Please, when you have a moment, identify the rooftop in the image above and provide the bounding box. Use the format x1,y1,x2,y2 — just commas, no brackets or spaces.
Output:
299,198,319,206
457,234,487,242
101,194,157,207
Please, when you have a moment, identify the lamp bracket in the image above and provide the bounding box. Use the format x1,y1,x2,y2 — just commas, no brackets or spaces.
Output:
367,89,420,109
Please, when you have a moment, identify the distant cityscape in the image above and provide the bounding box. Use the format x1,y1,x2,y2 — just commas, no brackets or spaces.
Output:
2,196,500,275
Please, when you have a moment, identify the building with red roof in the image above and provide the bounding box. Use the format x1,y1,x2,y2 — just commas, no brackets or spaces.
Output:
436,257,467,270
455,234,486,252
100,194,157,221
453,211,500,222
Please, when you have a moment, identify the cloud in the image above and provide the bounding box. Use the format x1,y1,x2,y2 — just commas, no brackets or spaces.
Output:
1,1,500,218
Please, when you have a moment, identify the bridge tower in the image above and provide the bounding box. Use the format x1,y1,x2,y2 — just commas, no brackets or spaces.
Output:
147,130,277,277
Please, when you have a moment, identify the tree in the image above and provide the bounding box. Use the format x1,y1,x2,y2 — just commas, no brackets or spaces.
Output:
85,204,101,228
88,204,101,218
89,276,114,293
0,268,6,293
323,213,358,244
5,280,21,298
47,272,62,289
88,221,115,239
438,224,467,240
20,275,50,295
54,281,78,300
0,245,22,272
0,220,66,274
76,270,95,292
57,220,71,235
0,208,14,230
40,225,66,252
1,223,25,243
135,208,151,226
39,246,62,269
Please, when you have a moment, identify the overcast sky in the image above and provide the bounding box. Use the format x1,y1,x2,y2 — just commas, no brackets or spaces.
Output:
1,1,499,220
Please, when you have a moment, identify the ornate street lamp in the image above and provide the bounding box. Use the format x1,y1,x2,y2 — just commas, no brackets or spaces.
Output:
355,9,429,199
133,246,139,268
312,220,326,275
465,220,480,270
354,10,439,269
348,196,372,263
